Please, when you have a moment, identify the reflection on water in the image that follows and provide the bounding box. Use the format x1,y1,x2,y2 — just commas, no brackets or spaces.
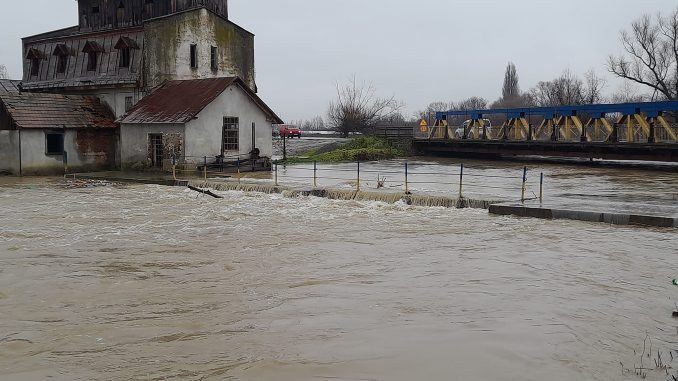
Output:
0,172,677,381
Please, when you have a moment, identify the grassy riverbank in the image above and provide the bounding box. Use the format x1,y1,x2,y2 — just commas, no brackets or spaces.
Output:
286,137,408,163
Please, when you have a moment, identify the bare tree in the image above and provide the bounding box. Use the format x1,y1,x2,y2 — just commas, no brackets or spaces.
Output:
611,82,649,103
502,62,520,101
0,64,8,79
311,116,325,130
608,7,678,100
416,101,452,120
583,70,607,104
328,76,402,137
455,96,488,111
529,70,586,106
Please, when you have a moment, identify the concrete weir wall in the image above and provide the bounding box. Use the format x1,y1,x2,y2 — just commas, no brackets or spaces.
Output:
488,204,678,228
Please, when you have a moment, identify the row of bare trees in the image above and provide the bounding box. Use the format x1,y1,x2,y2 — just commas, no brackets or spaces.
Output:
324,6,677,135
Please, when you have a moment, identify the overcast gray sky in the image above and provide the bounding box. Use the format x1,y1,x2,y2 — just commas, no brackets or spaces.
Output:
1,0,676,122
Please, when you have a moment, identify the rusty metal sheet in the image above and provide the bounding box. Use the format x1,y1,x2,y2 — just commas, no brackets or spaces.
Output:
120,77,282,124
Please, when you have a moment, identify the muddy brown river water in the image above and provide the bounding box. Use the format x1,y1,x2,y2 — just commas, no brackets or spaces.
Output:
0,171,677,380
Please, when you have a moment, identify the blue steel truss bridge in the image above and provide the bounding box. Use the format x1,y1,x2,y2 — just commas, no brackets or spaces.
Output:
413,101,678,162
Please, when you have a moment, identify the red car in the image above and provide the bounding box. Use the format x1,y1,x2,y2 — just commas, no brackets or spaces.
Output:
278,125,302,139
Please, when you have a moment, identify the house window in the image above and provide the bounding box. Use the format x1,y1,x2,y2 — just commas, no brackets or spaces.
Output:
45,132,64,155
119,47,131,68
190,44,198,69
210,46,218,71
223,117,239,152
57,55,68,73
30,58,40,76
125,96,133,111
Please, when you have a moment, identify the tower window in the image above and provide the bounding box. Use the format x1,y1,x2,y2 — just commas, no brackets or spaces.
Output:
117,2,125,21
30,58,40,76
57,55,68,73
82,41,104,72
190,44,198,69
26,48,44,77
53,44,70,74
120,47,131,68
87,52,98,71
210,46,218,71
125,96,134,111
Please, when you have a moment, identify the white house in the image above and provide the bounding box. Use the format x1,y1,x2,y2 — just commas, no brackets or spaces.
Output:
118,77,282,169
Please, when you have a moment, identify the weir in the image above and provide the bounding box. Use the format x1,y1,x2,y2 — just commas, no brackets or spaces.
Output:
196,180,498,209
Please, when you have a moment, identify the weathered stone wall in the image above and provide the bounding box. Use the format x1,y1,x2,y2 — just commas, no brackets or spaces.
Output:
143,8,255,91
120,123,186,169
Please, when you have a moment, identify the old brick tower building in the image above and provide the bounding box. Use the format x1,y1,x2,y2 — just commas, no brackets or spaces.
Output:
21,0,256,118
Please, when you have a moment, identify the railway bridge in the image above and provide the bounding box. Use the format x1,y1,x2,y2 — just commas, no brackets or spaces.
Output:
413,101,678,162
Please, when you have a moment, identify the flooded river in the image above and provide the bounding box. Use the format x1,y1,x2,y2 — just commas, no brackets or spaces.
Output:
1,168,677,380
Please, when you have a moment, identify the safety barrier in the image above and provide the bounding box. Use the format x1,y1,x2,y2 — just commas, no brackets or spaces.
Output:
165,154,271,183
266,161,544,203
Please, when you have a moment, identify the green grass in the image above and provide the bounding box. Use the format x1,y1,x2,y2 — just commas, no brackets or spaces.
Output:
287,137,407,163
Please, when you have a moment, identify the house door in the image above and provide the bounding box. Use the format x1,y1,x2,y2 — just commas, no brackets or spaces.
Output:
149,134,164,168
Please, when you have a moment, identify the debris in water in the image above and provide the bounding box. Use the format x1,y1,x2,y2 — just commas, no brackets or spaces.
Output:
187,185,223,199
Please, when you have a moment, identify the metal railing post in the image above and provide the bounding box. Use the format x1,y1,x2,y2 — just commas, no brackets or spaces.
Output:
203,156,207,182
405,161,409,194
356,161,361,192
237,158,241,184
313,160,317,188
274,161,279,186
521,166,527,203
459,163,464,199
172,153,177,181
539,172,544,202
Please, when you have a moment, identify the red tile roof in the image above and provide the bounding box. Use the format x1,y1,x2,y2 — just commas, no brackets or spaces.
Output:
120,77,283,124
0,93,116,129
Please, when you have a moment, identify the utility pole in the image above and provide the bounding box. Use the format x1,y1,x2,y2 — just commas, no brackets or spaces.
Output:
282,134,287,162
